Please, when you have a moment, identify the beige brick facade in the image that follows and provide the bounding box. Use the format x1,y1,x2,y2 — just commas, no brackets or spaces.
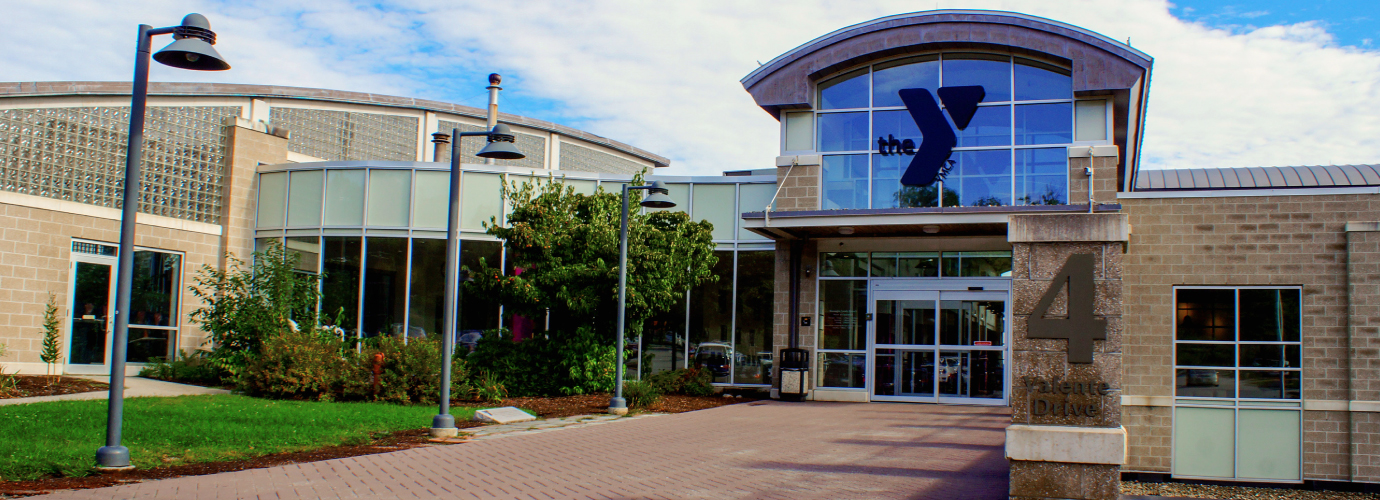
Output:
773,164,820,211
0,122,284,374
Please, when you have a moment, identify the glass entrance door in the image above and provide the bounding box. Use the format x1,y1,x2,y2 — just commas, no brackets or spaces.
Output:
870,290,1008,404
68,257,116,366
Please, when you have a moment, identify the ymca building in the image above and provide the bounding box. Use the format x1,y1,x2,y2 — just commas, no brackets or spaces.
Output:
1,9,1378,495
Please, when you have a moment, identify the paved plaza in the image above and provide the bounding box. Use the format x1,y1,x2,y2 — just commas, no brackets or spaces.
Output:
38,401,1012,500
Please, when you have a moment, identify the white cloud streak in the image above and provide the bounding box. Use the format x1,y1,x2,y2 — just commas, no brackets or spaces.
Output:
1,0,1378,175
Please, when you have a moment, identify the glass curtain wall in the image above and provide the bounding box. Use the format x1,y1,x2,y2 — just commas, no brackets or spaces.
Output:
816,53,1094,210
127,250,182,362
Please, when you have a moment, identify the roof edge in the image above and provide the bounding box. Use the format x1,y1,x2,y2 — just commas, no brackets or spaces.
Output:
0,81,670,168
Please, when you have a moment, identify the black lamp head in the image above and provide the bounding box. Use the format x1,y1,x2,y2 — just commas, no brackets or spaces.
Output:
153,13,230,71
640,180,676,209
476,124,526,160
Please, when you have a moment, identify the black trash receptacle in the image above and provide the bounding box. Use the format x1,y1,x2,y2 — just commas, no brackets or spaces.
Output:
778,348,809,401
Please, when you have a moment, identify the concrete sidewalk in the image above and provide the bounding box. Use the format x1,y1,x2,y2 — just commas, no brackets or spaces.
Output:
0,376,230,406
35,401,1012,499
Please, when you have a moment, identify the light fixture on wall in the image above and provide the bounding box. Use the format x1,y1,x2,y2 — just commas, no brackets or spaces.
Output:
923,225,940,234
838,226,855,235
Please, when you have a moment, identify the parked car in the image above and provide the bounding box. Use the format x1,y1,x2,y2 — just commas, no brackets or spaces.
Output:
693,342,732,378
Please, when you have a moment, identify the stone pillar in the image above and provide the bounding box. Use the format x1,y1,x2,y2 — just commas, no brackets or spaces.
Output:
221,117,289,266
1007,213,1128,500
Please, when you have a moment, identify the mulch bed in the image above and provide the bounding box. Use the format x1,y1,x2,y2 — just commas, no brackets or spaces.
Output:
0,393,759,497
0,376,108,400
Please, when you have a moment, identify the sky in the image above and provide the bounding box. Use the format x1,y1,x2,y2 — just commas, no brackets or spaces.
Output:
2,0,1378,177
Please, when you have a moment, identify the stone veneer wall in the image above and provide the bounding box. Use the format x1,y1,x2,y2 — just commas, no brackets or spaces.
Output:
0,122,283,373
1119,193,1380,481
773,164,820,211
772,240,819,393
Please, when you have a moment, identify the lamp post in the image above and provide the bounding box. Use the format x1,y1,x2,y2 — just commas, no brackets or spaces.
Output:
610,181,675,415
430,123,524,438
97,13,229,470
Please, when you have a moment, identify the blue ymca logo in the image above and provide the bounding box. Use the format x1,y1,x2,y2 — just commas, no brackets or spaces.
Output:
875,86,985,187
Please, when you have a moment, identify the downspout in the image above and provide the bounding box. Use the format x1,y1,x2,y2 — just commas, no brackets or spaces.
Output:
764,157,798,227
789,240,801,349
1345,227,1357,482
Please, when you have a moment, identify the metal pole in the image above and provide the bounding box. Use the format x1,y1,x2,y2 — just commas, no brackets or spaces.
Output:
610,184,630,413
430,129,463,438
96,24,154,469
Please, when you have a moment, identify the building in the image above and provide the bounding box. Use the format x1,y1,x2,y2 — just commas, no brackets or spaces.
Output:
2,8,1379,494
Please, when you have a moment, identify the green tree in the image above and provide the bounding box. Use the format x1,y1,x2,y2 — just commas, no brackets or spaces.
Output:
188,241,320,378
38,293,62,381
468,176,719,343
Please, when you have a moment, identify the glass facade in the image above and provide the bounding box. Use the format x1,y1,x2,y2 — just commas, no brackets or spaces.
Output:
270,107,418,162
812,53,1105,210
257,164,776,385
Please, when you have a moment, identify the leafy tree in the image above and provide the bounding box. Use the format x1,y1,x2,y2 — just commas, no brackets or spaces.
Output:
38,293,62,381
188,241,320,378
895,184,960,208
466,175,718,346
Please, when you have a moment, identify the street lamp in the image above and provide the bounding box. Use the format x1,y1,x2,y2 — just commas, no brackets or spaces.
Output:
610,181,675,415
430,123,524,438
97,13,229,470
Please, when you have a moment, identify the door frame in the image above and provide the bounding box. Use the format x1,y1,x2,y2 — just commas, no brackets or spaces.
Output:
65,251,119,374
866,278,1011,406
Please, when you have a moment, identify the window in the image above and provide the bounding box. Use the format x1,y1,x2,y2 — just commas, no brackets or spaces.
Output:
1174,287,1301,399
127,250,182,363
812,53,1091,209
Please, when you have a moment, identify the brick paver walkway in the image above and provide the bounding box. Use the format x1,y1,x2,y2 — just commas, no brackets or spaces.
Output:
38,401,1011,500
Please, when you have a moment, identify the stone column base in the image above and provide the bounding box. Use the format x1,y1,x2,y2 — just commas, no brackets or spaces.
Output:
1010,460,1119,500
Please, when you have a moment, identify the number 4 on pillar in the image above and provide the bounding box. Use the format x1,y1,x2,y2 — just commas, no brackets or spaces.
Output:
1027,254,1107,364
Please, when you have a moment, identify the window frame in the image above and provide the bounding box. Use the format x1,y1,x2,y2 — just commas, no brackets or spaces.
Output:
1172,285,1304,402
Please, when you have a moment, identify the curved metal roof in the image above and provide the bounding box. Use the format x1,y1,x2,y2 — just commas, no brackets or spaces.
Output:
1133,165,1380,190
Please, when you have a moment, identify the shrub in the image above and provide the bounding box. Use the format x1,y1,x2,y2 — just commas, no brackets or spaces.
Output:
463,370,508,404
466,326,615,397
646,368,715,396
339,335,470,405
139,350,222,386
622,379,661,408
241,328,346,400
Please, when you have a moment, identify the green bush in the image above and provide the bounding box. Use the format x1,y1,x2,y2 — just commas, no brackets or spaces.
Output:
339,335,470,405
241,328,346,400
646,368,716,396
466,326,616,397
622,379,661,408
462,370,508,404
139,350,222,386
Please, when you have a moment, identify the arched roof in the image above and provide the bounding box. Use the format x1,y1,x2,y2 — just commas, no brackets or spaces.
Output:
741,10,1153,115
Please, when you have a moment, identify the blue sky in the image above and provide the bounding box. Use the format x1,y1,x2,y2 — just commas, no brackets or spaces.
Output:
3,1,1380,176
1171,0,1378,48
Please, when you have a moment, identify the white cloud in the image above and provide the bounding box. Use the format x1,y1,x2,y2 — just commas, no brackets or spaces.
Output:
1,0,1378,174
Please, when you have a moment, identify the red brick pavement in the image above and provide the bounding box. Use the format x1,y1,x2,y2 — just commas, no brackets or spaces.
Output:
37,401,1011,499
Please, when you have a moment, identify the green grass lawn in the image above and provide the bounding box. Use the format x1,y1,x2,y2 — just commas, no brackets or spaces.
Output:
0,395,475,481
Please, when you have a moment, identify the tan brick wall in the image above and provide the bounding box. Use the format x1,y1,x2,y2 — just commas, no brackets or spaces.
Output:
774,164,819,211
1068,155,1118,207
1123,405,1171,472
772,240,818,390
1120,193,1380,481
0,123,287,372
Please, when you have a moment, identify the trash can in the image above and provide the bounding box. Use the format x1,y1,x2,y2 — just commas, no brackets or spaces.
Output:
778,348,809,402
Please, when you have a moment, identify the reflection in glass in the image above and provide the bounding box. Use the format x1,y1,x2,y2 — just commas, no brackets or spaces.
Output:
874,56,939,107
1014,59,1072,101
362,238,409,338
942,54,1011,102
819,69,870,109
955,106,1011,147
822,155,869,209
690,250,734,383
939,350,1004,398
873,349,935,397
820,352,866,388
818,113,871,152
131,251,180,327
1239,289,1300,341
897,252,940,277
286,236,320,274
734,251,775,385
872,155,950,209
819,280,867,350
1177,343,1234,367
873,110,923,147
460,240,502,332
1176,289,1235,341
1239,371,1300,399
940,300,1004,346
951,150,1012,207
1016,148,1068,206
876,300,936,345
408,238,446,337
70,262,111,364
820,252,867,277
1239,344,1301,368
955,252,1013,277
1176,369,1236,398
322,236,361,336
1015,103,1072,145
643,292,687,376
127,328,171,363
